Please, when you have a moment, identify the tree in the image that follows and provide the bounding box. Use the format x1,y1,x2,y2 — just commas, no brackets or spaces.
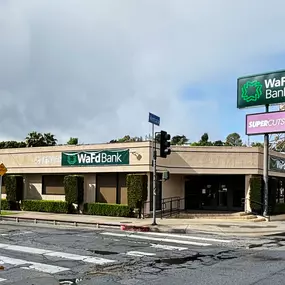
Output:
171,135,188,145
251,142,263,147
25,132,57,147
43,133,57,146
191,133,213,146
213,140,224,146
109,135,143,143
225,132,243,146
67,137,78,145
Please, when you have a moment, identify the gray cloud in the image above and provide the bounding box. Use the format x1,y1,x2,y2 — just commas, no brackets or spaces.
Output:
0,0,285,143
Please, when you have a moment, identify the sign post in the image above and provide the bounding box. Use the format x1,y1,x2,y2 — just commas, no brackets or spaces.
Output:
238,69,285,217
263,105,269,216
148,112,160,226
0,163,7,215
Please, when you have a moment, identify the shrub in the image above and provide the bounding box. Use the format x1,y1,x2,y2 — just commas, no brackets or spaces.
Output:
0,199,8,210
4,175,23,210
126,174,147,209
64,175,84,213
83,203,131,217
249,175,263,214
22,200,70,213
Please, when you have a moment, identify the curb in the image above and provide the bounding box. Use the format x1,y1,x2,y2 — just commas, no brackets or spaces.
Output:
120,224,150,232
0,216,122,229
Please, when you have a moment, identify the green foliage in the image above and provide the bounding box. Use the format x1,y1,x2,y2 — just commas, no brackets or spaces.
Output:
251,142,264,147
225,132,243,146
64,175,84,206
22,200,70,213
4,175,23,209
171,135,188,145
25,131,57,147
126,174,147,209
0,141,26,149
67,137,78,145
191,133,213,146
83,203,131,217
109,135,143,143
249,175,263,213
1,199,9,210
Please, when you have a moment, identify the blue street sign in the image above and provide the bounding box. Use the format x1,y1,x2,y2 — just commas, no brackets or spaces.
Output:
148,112,160,126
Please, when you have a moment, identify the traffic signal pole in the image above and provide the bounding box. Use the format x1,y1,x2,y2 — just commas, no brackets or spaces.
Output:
152,127,157,226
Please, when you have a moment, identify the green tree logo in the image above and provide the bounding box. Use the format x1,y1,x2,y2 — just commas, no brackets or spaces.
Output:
241,80,263,102
67,154,78,165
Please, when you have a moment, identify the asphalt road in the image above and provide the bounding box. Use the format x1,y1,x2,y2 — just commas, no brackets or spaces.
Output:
0,223,284,284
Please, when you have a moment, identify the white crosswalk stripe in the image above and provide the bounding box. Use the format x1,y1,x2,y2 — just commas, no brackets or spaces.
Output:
0,255,69,274
100,232,212,246
139,232,233,243
0,243,116,265
150,244,188,251
126,251,156,257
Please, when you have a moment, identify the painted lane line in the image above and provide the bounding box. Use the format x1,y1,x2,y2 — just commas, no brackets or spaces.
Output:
126,251,156,257
150,244,188,251
100,232,211,246
138,232,233,243
0,244,51,255
0,279,6,283
0,243,116,265
45,252,116,265
0,255,69,274
0,231,33,237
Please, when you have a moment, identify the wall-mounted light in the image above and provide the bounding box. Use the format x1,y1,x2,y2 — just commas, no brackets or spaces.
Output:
131,151,142,160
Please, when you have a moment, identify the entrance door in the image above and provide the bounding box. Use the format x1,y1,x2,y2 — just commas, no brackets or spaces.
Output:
185,180,201,209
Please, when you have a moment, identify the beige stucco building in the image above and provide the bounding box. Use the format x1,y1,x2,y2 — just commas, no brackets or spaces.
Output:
0,141,285,214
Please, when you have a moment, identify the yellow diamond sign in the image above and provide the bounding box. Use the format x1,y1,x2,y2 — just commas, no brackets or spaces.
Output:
0,163,7,176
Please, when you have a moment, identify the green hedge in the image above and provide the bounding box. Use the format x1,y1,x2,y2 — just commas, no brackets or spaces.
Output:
126,174,147,209
64,175,84,205
22,200,70,213
1,199,8,210
83,203,131,217
4,175,23,205
249,175,263,214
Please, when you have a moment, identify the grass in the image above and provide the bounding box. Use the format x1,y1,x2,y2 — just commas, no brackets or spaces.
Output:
0,211,17,216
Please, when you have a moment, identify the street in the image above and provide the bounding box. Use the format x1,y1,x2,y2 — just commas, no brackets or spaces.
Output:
0,223,284,284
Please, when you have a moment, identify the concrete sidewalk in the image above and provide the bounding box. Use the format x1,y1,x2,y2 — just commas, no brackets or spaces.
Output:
1,211,285,237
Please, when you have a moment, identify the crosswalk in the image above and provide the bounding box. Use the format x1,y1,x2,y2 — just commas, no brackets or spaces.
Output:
0,230,235,283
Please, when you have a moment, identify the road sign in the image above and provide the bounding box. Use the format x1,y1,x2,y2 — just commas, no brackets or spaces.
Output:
237,70,285,109
0,163,7,176
148,112,160,126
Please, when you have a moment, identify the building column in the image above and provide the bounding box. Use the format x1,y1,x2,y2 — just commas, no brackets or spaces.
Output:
84,174,96,203
143,172,152,216
245,174,252,213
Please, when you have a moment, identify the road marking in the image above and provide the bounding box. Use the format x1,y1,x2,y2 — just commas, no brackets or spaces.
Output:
0,255,69,274
139,232,233,243
126,251,156,257
45,251,116,265
0,231,33,237
0,278,6,283
100,232,211,246
0,243,116,265
150,244,188,251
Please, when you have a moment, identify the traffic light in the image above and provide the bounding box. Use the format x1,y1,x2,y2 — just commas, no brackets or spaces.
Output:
159,130,171,158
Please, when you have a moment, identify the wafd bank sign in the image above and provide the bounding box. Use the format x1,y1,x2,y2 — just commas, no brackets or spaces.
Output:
246,111,285,135
61,149,129,166
237,70,285,108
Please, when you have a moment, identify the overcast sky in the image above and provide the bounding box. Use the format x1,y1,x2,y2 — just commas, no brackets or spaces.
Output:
1,0,285,144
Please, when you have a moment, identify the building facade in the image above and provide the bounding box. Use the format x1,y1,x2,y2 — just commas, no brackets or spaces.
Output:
0,142,284,214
